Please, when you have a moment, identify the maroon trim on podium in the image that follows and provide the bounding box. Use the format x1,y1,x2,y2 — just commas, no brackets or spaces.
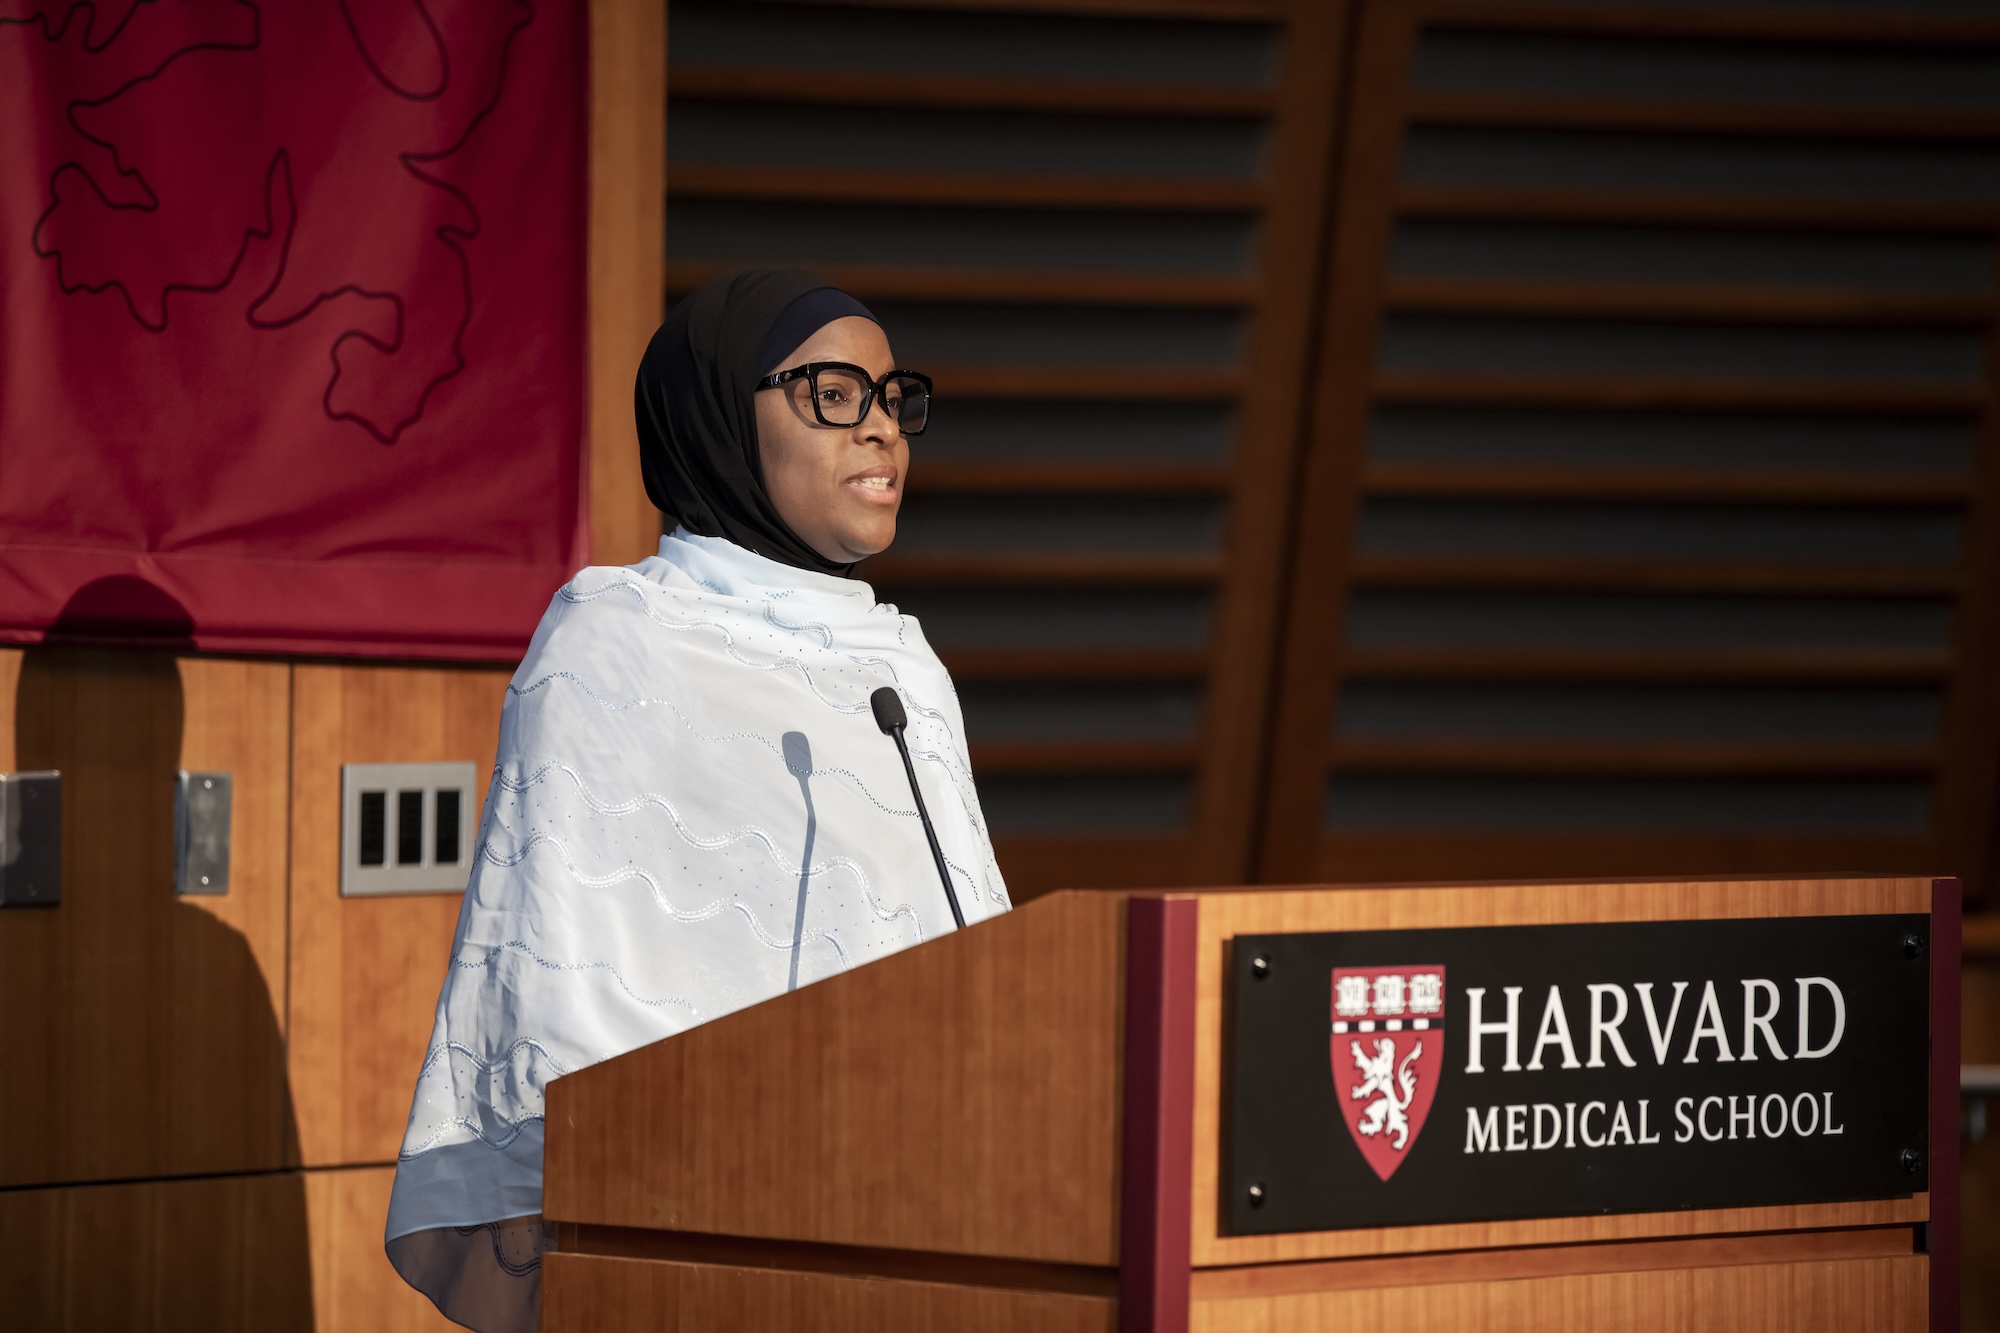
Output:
1929,877,1962,1333
1120,895,1198,1333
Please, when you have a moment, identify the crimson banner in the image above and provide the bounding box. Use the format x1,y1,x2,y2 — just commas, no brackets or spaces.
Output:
0,0,587,659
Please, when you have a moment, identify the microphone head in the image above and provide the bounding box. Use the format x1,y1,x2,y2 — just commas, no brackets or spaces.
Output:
869,686,907,735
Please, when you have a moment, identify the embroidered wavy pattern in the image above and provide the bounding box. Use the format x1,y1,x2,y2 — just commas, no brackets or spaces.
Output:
413,1035,573,1084
511,670,795,757
764,600,834,649
497,760,920,932
450,939,700,1012
479,828,871,960
562,575,978,790
564,576,978,783
400,1108,542,1157
401,1043,556,1157
560,571,985,831
391,544,1009,1238
501,761,859,900
455,1219,543,1278
560,578,870,717
833,654,995,881
509,669,934,825
844,653,949,728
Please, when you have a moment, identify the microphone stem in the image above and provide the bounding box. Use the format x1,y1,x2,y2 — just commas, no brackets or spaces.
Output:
890,724,966,929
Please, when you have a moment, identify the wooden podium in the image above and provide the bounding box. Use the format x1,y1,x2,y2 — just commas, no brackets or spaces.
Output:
539,877,1959,1331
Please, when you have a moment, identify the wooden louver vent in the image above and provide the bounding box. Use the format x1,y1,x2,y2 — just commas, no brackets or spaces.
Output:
1262,0,2000,893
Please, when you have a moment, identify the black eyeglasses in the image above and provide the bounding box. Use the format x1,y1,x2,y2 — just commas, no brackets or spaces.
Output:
756,362,931,436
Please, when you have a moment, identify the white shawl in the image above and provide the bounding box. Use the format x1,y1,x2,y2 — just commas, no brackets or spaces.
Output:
384,529,1009,1330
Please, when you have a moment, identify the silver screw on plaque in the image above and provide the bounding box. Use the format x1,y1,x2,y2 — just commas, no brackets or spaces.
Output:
1901,1148,1922,1174
1246,1182,1266,1207
1250,954,1271,979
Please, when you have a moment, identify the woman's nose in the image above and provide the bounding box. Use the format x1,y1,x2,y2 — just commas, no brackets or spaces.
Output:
861,395,900,442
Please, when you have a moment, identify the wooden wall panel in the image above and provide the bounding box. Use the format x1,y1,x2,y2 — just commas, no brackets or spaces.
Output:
538,1240,1922,1333
288,663,510,1167
176,656,295,1072
541,1251,1118,1333
0,645,18,767
304,1166,462,1332
590,0,669,568
0,1173,314,1332
0,651,292,1187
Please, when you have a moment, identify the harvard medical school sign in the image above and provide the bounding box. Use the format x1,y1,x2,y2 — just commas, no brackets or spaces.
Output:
1225,916,1930,1235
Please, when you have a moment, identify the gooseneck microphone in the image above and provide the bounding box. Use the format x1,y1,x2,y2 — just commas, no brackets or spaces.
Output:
870,686,966,930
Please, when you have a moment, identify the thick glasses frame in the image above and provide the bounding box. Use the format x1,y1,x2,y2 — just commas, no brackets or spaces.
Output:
756,362,932,436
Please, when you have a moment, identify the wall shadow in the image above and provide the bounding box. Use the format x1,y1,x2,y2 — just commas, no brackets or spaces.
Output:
3,597,313,1327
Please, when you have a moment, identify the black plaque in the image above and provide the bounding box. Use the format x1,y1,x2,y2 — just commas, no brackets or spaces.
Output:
1225,915,1929,1235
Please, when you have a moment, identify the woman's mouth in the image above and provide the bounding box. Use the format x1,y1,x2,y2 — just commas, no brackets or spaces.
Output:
846,471,899,503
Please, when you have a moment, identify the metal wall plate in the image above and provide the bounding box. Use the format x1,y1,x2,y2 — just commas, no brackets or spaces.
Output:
175,771,232,895
1,771,62,908
341,761,480,896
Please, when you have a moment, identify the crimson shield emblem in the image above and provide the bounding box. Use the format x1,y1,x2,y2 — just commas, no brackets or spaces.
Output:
1331,965,1445,1181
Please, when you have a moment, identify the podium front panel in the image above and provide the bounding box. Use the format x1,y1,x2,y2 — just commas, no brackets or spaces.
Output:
539,875,1954,1332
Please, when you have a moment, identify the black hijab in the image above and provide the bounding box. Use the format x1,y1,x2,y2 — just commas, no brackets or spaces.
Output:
635,268,881,577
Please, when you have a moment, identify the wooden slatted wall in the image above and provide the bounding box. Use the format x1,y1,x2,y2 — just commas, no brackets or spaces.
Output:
665,0,1351,895
1262,0,2000,896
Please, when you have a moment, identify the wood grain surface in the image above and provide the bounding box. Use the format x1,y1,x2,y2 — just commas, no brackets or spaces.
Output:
178,656,295,1065
1253,0,1414,885
1187,0,1351,889
1189,1225,1915,1301
1255,0,2000,903
0,1166,459,1332
0,1171,314,1331
544,891,1126,1265
588,0,666,567
540,1251,1118,1333
1187,1255,1926,1332
287,662,510,1167
1312,831,1937,887
0,651,293,1186
664,65,1279,118
0,646,18,767
1186,877,1934,1267
304,1166,462,1332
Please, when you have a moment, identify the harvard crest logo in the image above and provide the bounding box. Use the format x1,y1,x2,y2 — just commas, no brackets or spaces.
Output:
1331,965,1445,1180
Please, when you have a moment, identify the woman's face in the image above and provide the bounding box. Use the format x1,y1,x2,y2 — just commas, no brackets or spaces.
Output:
755,316,908,565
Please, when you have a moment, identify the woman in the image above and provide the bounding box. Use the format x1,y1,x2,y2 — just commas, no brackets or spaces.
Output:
383,269,1010,1332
